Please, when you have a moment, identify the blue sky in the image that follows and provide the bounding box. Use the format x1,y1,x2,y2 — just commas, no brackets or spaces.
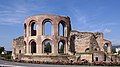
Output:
0,0,120,50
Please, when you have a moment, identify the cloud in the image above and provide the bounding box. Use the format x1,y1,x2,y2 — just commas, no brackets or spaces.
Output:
103,28,112,33
0,18,22,25
112,39,120,46
0,3,28,25
0,10,25,25
0,0,54,25
70,8,87,24
69,7,117,33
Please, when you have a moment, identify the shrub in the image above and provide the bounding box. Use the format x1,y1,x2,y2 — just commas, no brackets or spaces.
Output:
0,54,11,60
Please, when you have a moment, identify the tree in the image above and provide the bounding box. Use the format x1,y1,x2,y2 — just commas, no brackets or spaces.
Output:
44,42,51,53
112,48,117,53
118,50,120,54
60,44,64,53
0,47,5,54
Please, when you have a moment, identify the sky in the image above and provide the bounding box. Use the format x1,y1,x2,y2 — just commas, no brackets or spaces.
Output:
0,0,120,51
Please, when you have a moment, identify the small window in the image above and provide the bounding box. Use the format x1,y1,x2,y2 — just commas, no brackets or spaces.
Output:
103,43,108,52
85,48,89,52
19,50,21,54
58,41,64,53
95,57,98,61
94,48,97,51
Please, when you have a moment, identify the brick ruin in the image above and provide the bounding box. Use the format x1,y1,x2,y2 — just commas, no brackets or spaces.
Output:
12,14,120,62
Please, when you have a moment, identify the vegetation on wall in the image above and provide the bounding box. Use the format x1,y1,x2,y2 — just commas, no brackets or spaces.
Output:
118,51,120,54
0,47,5,54
112,48,117,53
44,42,51,53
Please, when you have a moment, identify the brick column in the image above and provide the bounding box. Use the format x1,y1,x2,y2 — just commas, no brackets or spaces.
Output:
37,37,42,54
39,23,43,35
52,22,59,54
26,42,30,54
52,38,58,54
108,44,112,53
64,26,67,37
65,41,68,54
52,23,58,36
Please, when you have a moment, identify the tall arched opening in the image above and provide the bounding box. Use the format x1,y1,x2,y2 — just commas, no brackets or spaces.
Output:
24,41,27,53
29,20,36,36
58,40,65,53
58,20,67,37
42,39,52,53
29,40,36,53
42,19,52,36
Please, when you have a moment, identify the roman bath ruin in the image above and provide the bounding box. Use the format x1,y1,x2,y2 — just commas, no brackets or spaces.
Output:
12,14,120,63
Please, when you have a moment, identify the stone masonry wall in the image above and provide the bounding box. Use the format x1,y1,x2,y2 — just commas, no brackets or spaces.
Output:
12,36,24,59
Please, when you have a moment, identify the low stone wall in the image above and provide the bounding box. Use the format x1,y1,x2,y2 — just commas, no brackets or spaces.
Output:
93,52,105,62
21,55,72,62
81,54,92,62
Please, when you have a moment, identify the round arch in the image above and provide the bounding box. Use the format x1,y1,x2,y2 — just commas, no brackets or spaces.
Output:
58,40,65,53
29,39,36,53
58,20,67,37
94,47,100,51
103,43,109,48
103,43,109,52
42,39,52,53
85,48,90,52
42,19,52,35
29,20,37,36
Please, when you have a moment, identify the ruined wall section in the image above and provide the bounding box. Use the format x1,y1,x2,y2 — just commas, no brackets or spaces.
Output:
103,39,112,53
93,52,105,62
94,32,104,51
90,35,100,52
68,30,100,54
12,36,24,59
94,32,112,53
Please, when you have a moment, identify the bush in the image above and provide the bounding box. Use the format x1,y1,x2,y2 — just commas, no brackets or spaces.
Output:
0,54,11,60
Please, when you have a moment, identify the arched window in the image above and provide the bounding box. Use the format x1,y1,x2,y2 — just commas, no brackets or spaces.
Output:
103,44,108,49
95,57,98,61
58,40,65,53
104,54,106,61
42,39,52,53
94,48,97,51
30,21,36,36
43,20,52,36
94,47,99,51
30,40,36,53
58,20,66,37
85,48,89,52
103,43,108,52
59,23,64,36
24,41,27,53
24,23,27,37
19,50,21,54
